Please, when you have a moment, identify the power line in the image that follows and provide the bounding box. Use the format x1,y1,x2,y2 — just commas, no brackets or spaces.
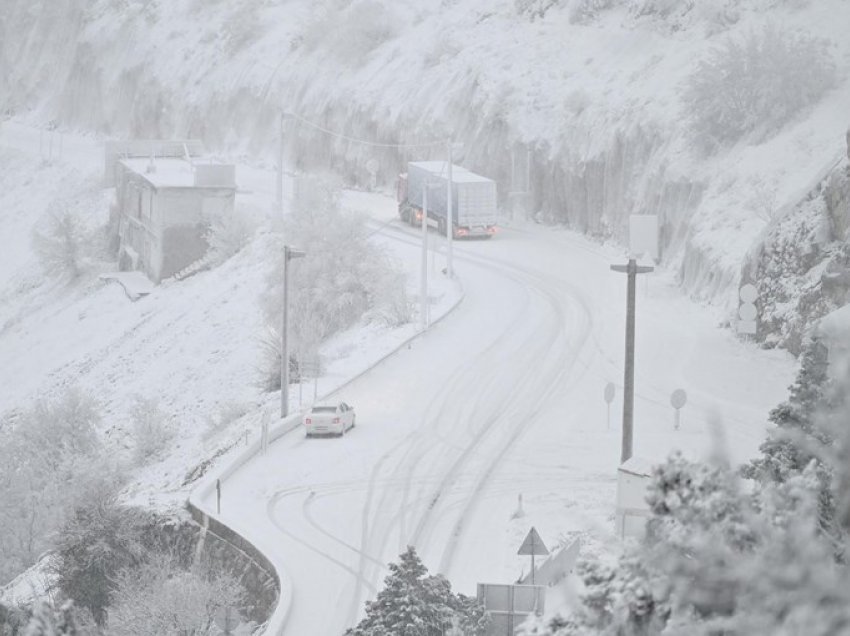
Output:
284,111,445,150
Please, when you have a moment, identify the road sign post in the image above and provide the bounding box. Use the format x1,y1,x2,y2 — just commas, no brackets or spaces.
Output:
670,389,687,430
604,382,616,430
517,527,549,585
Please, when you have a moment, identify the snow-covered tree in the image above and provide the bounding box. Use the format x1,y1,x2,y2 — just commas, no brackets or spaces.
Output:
106,554,245,636
528,348,850,635
32,203,86,280
52,498,148,625
23,601,86,636
0,388,117,586
743,338,836,534
347,546,488,636
129,395,172,466
258,175,411,390
683,24,835,152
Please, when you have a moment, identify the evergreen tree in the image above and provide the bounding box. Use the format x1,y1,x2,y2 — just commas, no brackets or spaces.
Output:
346,546,488,636
743,338,836,532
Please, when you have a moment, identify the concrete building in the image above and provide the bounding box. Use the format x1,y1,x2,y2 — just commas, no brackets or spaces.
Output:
106,141,236,283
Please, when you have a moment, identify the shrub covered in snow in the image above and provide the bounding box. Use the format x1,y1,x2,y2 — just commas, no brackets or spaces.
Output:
204,205,259,266
205,400,251,439
130,395,173,466
32,203,86,280
106,554,245,636
682,24,835,152
298,0,400,64
51,497,148,625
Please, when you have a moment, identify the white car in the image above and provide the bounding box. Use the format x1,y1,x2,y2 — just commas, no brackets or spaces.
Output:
304,402,356,437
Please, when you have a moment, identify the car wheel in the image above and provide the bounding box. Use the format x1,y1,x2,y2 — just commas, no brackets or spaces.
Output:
352,416,356,428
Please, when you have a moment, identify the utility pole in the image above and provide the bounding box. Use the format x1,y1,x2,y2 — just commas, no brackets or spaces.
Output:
610,258,653,463
276,111,289,217
421,182,429,329
281,245,306,418
446,139,454,278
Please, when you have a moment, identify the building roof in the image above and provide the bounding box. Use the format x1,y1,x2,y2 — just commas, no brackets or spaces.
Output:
118,157,236,190
409,161,494,184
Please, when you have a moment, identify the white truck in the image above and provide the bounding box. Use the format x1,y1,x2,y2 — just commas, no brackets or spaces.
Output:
397,161,498,238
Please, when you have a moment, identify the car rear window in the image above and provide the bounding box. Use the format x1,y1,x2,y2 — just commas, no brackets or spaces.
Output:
311,406,337,413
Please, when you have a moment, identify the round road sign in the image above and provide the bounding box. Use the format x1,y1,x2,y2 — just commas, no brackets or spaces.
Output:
739,284,758,303
670,389,687,410
739,302,757,321
604,382,616,404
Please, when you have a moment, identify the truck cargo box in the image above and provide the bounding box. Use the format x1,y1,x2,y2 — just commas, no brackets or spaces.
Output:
405,161,498,235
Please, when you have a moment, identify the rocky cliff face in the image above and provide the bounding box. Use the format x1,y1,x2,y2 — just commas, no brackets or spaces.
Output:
746,136,850,354
3,0,849,326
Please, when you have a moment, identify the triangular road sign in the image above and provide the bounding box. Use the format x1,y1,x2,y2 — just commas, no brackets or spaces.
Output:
517,527,549,556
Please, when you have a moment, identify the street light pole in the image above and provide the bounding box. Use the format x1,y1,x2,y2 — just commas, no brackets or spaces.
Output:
277,112,292,217
610,258,653,463
421,183,429,329
446,139,454,278
281,245,306,418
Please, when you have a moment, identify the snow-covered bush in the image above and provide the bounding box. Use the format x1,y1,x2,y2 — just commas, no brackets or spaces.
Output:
515,0,566,19
205,400,251,438
32,203,86,280
52,497,148,625
130,395,173,466
567,0,618,24
17,600,89,636
204,206,259,266
106,554,245,636
682,25,835,153
628,0,680,18
298,0,399,64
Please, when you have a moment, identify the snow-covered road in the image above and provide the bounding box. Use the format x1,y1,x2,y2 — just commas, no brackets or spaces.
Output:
207,210,795,635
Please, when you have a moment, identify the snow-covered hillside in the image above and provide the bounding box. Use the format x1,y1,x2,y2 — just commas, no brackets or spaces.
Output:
3,0,849,309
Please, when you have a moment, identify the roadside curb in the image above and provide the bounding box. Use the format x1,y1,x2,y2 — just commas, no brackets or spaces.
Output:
187,275,465,635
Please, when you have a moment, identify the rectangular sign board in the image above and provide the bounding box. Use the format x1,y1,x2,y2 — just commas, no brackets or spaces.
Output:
629,215,659,260
477,583,545,636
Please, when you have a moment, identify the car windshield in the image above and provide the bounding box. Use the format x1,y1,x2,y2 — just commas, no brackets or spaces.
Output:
311,406,337,413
